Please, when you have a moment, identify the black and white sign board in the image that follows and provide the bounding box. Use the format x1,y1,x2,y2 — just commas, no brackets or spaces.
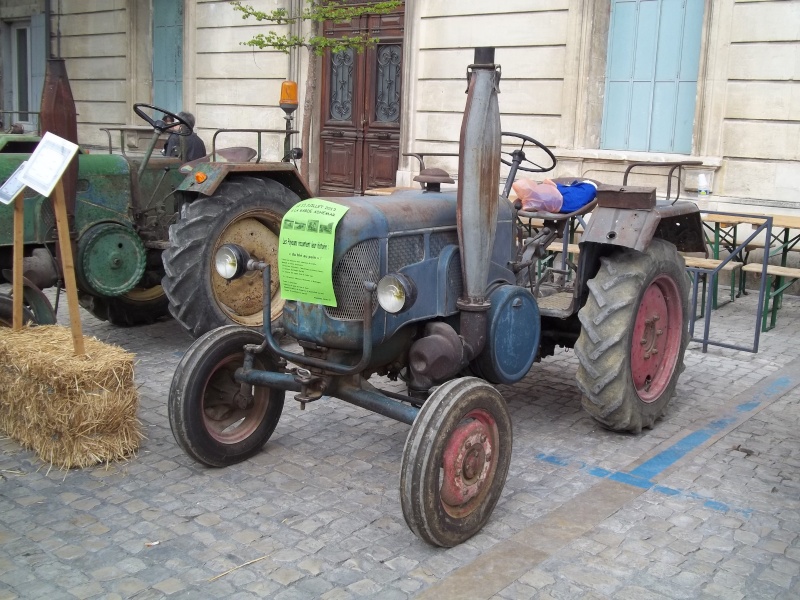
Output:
0,161,27,205
18,131,79,197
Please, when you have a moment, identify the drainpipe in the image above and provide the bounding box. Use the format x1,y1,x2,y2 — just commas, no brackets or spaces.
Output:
289,0,301,83
44,0,52,58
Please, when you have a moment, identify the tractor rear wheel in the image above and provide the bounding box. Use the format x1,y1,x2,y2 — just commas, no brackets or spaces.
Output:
169,325,284,467
575,239,689,433
78,285,170,327
162,176,299,338
400,377,512,547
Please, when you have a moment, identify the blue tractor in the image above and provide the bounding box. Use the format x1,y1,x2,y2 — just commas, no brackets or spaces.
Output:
168,48,706,546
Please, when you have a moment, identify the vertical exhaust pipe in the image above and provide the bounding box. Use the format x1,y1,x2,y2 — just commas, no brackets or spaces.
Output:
39,59,78,221
406,48,502,392
457,47,501,359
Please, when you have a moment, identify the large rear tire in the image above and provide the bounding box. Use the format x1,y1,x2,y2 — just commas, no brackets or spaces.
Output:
575,239,689,433
162,176,300,338
169,325,285,467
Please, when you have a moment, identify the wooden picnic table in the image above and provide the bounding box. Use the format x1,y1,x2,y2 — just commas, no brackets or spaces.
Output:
701,210,800,332
701,211,800,266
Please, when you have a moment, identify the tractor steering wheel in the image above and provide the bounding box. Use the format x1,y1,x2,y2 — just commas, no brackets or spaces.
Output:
500,131,557,174
133,103,192,136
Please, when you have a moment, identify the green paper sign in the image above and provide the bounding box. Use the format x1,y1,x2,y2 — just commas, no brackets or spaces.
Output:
278,198,350,306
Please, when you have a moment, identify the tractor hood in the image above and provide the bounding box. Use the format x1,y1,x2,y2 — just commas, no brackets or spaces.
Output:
324,189,459,256
280,189,515,351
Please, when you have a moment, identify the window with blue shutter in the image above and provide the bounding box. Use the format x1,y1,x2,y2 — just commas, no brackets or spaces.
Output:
1,16,44,132
601,0,704,153
153,0,183,112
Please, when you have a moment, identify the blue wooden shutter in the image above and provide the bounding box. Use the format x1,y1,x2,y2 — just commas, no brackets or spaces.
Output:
153,0,183,112
601,0,704,153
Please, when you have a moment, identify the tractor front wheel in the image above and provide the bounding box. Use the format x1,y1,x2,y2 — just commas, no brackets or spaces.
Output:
162,176,300,339
400,377,512,547
168,325,284,467
575,239,689,433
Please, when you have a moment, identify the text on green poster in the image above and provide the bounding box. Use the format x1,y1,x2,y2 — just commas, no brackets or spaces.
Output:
278,198,349,306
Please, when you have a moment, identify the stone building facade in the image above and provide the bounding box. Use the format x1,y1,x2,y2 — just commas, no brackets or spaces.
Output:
0,0,797,205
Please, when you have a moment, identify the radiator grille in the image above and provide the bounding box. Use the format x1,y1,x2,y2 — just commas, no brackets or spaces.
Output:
447,253,464,299
388,234,424,273
430,230,459,257
325,239,380,321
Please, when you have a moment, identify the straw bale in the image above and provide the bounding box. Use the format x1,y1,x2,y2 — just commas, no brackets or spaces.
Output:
0,325,142,469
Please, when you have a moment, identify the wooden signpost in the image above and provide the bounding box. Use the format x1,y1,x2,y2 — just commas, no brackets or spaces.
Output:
13,184,24,330
0,161,28,331
3,132,83,354
0,133,143,470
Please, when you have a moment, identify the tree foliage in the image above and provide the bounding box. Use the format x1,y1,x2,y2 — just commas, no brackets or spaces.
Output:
231,1,402,55
231,0,403,182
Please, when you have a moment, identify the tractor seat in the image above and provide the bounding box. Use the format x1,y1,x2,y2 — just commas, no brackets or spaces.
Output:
515,177,600,222
179,146,258,173
517,198,598,222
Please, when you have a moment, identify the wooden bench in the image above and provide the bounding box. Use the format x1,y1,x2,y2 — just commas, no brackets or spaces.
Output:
681,255,744,315
743,241,800,256
742,263,800,331
546,243,580,254
682,256,742,271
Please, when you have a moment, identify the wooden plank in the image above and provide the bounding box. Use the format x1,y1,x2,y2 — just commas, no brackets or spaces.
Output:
702,213,768,226
364,187,413,196
683,256,743,271
742,263,800,278
765,214,800,230
547,243,581,254
52,180,85,355
745,242,800,252
12,192,24,331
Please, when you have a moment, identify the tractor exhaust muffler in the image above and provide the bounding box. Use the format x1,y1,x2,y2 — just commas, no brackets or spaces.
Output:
457,47,501,359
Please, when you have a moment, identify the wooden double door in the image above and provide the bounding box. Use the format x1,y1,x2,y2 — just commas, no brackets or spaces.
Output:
318,9,404,196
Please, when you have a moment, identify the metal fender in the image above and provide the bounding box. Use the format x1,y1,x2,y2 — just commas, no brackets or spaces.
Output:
581,200,705,254
0,270,57,324
176,162,312,200
469,284,541,385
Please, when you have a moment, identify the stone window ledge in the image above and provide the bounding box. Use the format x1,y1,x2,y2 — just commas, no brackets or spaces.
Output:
554,148,722,169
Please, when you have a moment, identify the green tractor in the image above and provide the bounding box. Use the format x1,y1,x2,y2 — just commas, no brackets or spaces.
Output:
0,60,310,334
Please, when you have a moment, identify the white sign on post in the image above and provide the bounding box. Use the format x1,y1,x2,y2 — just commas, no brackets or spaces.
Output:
18,131,79,197
0,161,28,205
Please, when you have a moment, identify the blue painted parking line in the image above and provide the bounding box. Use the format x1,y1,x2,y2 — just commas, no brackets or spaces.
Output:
629,376,793,481
535,375,796,518
537,451,752,517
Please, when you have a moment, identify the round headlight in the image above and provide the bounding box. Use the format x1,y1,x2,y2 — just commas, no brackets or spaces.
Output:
214,244,250,280
377,273,417,314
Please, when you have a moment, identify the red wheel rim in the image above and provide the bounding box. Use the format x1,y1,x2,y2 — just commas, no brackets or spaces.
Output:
440,408,499,518
630,274,683,403
202,354,269,443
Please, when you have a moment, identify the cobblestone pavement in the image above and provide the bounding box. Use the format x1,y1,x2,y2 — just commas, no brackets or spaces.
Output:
1,288,799,599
